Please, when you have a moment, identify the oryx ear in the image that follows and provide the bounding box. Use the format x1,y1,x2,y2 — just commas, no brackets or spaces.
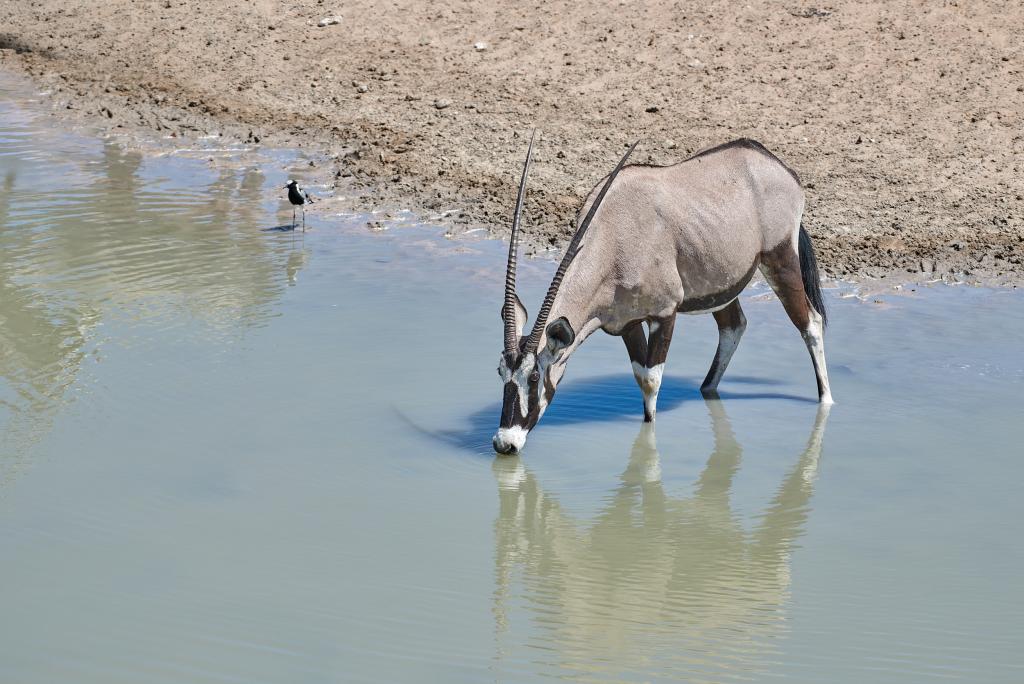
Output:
545,317,575,354
500,294,529,340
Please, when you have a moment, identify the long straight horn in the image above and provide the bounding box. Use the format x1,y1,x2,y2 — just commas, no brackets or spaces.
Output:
503,130,537,356
525,140,639,353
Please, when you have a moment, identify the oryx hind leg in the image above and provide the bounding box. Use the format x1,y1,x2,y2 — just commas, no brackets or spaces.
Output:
760,243,833,404
700,299,747,397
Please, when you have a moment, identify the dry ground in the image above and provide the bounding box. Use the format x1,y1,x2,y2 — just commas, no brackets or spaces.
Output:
2,0,1022,281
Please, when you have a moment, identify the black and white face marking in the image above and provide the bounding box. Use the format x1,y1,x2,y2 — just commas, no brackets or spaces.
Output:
493,352,548,454
493,317,575,455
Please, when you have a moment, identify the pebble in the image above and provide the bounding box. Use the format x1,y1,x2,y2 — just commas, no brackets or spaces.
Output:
434,99,451,110
474,41,489,51
878,236,906,251
317,16,343,27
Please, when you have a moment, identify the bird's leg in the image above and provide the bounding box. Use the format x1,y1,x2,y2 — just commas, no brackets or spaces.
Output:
292,207,296,229
302,206,306,232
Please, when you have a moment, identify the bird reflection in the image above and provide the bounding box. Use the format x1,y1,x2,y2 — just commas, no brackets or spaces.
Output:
492,401,830,680
285,249,309,286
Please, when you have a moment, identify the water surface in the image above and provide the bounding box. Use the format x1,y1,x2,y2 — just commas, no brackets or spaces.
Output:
2,73,1023,683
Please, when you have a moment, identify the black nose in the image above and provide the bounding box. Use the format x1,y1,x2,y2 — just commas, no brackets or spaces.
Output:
492,436,518,455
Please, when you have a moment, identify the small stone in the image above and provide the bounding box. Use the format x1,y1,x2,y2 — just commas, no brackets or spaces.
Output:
317,16,342,27
645,105,660,113
790,7,832,18
687,59,703,68
855,135,863,144
474,41,489,51
878,236,906,251
434,98,451,110
356,83,368,93
664,140,678,149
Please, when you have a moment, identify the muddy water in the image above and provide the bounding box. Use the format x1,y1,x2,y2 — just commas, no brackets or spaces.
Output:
2,74,1023,683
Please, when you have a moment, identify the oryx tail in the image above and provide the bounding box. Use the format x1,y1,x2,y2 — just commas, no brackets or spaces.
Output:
798,224,827,327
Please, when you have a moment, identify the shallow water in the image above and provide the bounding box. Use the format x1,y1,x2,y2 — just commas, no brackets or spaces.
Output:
2,74,1023,683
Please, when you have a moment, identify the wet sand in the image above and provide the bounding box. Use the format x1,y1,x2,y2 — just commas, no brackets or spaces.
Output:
1,0,1022,283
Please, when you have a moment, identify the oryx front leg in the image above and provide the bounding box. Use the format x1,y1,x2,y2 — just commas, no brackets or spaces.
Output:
623,323,649,417
701,300,747,396
628,316,676,423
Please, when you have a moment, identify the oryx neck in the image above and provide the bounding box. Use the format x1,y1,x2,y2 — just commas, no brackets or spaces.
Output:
543,253,607,351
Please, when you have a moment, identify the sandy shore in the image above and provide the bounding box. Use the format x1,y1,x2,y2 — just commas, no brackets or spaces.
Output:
2,0,1022,282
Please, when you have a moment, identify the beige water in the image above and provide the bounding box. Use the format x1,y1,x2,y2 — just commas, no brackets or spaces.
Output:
2,73,1023,683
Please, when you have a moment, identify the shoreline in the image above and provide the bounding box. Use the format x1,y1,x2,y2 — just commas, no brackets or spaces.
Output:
1,0,1022,285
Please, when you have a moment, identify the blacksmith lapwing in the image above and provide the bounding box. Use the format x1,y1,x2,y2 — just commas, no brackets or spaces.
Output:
285,180,313,230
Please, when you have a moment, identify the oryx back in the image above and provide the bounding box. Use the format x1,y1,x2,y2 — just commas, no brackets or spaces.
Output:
570,139,805,332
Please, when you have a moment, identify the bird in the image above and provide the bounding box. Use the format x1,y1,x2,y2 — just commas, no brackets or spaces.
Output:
284,180,313,230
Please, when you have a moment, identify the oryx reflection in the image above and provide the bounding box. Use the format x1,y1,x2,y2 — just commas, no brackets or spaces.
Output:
492,401,830,680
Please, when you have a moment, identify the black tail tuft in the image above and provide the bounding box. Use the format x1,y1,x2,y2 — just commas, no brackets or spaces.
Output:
798,224,827,327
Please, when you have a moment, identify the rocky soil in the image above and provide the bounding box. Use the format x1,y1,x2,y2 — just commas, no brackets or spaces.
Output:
2,0,1022,282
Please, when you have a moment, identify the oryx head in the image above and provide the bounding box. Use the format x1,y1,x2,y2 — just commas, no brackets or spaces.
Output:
493,133,637,455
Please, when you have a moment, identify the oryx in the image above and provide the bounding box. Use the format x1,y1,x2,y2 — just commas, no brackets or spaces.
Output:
493,134,832,455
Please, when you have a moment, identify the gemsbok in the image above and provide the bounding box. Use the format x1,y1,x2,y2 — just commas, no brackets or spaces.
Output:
494,134,832,455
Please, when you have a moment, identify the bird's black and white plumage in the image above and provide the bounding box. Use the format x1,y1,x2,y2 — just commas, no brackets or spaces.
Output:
285,179,313,230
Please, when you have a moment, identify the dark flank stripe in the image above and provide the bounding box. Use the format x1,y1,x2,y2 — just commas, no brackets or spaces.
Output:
677,259,760,313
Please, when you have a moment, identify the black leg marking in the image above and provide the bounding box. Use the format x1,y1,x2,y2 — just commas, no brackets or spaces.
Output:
638,315,676,422
700,300,747,396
